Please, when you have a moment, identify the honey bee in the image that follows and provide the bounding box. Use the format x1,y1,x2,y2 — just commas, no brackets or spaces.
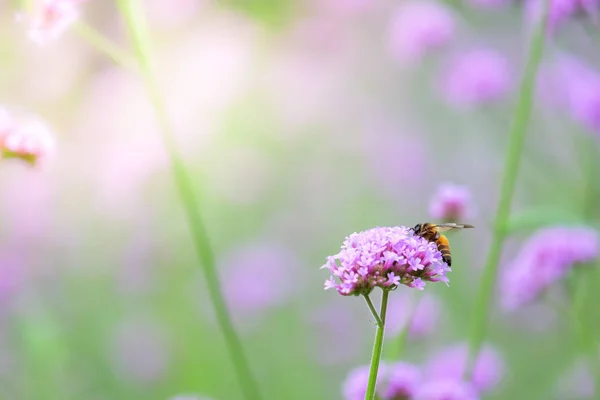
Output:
412,223,474,266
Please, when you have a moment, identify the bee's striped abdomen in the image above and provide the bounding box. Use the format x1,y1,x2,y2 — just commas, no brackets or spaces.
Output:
436,235,452,266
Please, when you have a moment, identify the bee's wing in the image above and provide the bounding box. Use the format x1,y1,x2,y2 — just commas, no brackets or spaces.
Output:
434,223,475,232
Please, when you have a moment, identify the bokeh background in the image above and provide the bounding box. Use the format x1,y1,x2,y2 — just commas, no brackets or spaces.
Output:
0,0,599,399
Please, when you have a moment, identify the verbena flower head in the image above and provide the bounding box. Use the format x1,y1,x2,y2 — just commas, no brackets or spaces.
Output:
500,226,599,311
425,342,505,393
322,226,450,296
0,109,55,167
441,48,511,107
429,183,475,223
413,379,480,400
387,1,456,63
19,0,86,44
342,362,421,400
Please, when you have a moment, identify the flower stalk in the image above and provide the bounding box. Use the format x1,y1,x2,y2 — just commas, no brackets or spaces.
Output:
466,0,549,378
364,290,390,400
114,1,261,399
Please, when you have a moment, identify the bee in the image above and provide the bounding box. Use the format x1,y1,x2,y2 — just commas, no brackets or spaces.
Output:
412,223,475,266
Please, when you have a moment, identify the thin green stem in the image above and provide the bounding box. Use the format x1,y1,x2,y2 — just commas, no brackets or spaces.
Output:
114,1,261,400
363,294,383,327
72,22,136,71
364,290,390,400
465,0,549,378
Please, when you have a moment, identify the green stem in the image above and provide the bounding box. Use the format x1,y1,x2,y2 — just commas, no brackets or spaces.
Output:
72,22,136,71
364,290,389,400
114,2,262,400
465,0,549,378
363,294,383,327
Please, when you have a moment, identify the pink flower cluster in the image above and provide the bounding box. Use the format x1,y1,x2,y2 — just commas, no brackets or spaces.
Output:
322,226,450,296
343,342,505,400
428,183,475,222
500,226,599,311
19,0,87,44
0,108,54,167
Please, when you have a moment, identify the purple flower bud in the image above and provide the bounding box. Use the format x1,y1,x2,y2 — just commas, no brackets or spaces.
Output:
500,226,599,311
322,226,450,296
425,342,505,393
428,183,475,223
387,1,456,63
413,379,480,400
525,0,591,33
440,48,511,107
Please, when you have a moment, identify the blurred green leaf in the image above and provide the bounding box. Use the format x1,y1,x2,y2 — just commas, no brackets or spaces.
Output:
506,207,586,233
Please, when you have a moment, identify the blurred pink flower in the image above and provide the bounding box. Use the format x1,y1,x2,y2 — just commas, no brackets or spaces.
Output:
388,1,456,63
429,183,475,223
0,109,54,167
217,241,302,324
413,379,479,400
545,55,600,135
342,362,421,400
19,0,86,44
425,342,505,393
525,0,593,33
387,293,442,338
110,320,171,384
441,48,511,107
500,226,599,311
554,359,596,399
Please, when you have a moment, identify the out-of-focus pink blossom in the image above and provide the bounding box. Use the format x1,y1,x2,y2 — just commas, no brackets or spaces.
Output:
342,362,421,400
388,1,456,63
218,241,302,324
537,55,600,134
413,379,480,400
429,183,475,223
441,48,511,107
0,109,55,167
425,342,505,393
525,0,596,33
20,0,86,44
387,293,442,338
500,226,599,311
